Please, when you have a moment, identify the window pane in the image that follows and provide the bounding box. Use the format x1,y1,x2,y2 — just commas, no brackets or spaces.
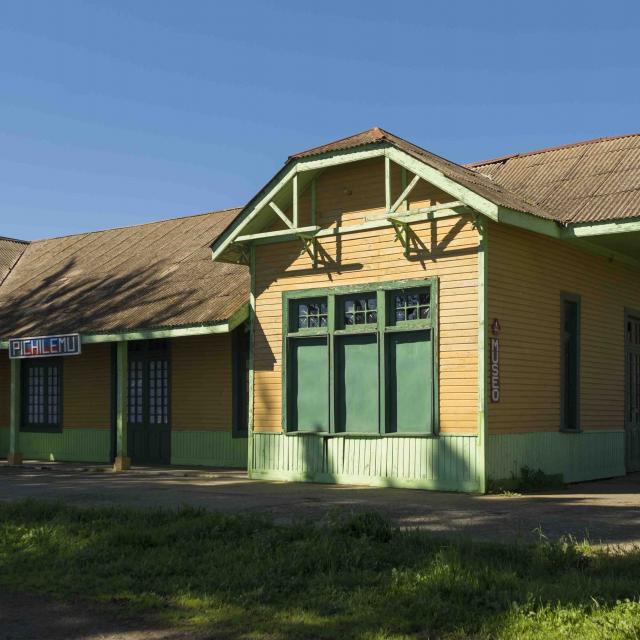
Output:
343,294,376,326
294,298,327,331
390,287,430,324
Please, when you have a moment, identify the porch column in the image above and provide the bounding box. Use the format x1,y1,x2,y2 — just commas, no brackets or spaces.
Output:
113,341,131,471
8,359,22,465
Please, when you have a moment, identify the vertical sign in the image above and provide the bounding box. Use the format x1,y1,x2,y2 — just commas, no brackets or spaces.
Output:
490,319,501,403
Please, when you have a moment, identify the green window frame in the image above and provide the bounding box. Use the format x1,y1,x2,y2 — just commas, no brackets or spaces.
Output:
560,293,581,432
282,277,438,436
20,358,63,432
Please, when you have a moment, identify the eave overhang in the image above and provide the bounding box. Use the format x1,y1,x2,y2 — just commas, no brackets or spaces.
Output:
210,139,640,270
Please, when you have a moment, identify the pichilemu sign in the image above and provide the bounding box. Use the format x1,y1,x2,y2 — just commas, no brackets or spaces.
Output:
490,318,500,403
8,334,81,359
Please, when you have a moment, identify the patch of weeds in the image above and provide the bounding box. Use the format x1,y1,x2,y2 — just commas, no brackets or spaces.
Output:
489,466,565,494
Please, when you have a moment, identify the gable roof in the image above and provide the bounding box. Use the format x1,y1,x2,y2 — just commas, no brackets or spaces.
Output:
289,127,557,221
0,237,29,286
468,133,640,224
0,209,249,340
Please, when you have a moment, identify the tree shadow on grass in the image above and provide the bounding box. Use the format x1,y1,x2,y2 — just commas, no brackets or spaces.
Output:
1,501,640,639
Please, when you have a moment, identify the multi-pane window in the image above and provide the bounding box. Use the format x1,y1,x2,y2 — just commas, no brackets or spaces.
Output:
344,295,377,326
21,359,62,431
297,299,328,329
394,290,430,322
285,279,436,435
561,294,580,431
128,339,170,427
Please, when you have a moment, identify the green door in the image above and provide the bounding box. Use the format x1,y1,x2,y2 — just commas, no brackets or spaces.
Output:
387,330,433,433
625,314,640,472
335,333,379,433
128,340,171,465
289,337,329,432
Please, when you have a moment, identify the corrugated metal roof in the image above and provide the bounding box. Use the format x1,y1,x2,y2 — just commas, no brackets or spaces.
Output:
0,209,249,339
0,237,28,286
289,127,558,220
469,133,640,223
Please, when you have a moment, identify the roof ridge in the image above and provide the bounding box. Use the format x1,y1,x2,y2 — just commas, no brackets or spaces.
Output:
467,132,640,167
30,207,244,244
288,127,386,160
0,235,29,245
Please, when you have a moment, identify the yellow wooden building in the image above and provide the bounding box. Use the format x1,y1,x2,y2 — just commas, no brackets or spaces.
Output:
2,128,640,492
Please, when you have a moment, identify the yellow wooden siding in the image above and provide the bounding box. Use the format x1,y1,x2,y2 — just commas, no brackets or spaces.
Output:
0,358,9,426
253,160,479,435
172,334,233,431
63,344,111,429
488,221,640,434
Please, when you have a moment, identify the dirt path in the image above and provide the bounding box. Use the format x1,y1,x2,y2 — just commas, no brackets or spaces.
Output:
1,464,640,546
0,591,199,640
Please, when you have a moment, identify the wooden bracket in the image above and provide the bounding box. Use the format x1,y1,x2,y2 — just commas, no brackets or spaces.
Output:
389,218,411,258
298,233,318,267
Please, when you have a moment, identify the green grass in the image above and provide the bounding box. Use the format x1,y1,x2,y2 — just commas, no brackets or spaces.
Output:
1,500,640,639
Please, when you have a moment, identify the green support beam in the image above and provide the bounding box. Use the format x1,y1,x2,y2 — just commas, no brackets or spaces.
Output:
8,359,22,465
113,341,130,471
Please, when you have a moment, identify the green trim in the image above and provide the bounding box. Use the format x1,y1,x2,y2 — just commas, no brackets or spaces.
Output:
211,145,389,262
0,427,8,458
9,359,20,456
476,218,488,494
115,341,128,458
246,245,256,474
171,430,248,468
496,206,561,239
563,217,640,238
282,277,438,436
386,147,500,221
0,306,250,349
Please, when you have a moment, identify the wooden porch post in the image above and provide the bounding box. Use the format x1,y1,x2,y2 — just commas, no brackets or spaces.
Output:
113,341,131,471
8,359,22,465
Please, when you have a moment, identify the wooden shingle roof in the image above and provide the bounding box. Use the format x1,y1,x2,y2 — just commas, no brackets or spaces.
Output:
0,209,249,339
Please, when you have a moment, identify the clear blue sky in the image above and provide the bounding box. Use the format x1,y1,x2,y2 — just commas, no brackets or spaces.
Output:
1,0,638,240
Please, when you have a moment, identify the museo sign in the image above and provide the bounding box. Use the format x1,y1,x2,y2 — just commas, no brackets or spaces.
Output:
9,333,81,359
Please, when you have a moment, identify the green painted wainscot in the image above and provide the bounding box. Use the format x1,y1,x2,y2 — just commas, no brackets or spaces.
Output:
171,431,248,468
250,433,481,492
486,431,626,484
15,428,111,463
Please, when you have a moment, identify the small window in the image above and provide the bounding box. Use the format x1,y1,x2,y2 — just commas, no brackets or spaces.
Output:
21,359,62,431
294,298,328,331
392,288,430,323
343,293,377,327
561,294,580,431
